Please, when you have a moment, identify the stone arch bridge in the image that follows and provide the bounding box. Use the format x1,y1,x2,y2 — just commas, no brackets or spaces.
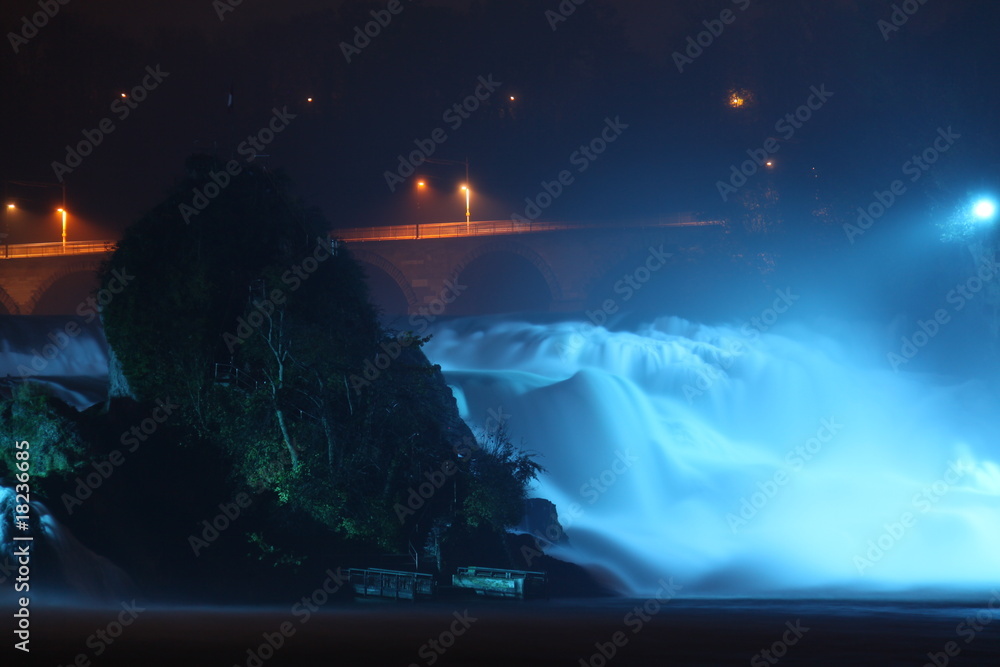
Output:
337,218,723,316
0,218,723,316
0,241,112,315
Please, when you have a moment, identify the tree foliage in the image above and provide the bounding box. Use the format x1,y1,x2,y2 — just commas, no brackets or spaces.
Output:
459,424,545,530
0,384,89,479
98,155,541,556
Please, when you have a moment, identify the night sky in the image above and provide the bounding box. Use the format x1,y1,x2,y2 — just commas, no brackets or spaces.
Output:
2,0,997,248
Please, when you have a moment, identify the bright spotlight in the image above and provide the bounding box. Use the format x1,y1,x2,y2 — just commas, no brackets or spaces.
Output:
972,198,997,221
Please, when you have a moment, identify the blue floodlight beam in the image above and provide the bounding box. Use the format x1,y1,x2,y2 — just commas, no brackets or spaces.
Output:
971,198,997,222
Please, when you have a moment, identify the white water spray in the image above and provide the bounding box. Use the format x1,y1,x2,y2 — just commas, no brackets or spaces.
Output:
0,486,133,601
426,316,1000,597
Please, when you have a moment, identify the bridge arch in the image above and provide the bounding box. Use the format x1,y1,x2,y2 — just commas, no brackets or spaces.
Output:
0,286,20,315
453,239,563,303
349,248,420,313
27,259,104,315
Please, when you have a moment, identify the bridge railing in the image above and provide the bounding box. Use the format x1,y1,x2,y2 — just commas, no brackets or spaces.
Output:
1,240,116,259
334,220,562,242
333,217,723,242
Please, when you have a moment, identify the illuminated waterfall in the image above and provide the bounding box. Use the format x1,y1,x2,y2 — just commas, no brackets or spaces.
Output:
0,486,133,602
426,316,1000,597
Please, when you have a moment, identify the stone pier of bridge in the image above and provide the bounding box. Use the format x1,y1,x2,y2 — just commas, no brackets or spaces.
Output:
0,244,110,315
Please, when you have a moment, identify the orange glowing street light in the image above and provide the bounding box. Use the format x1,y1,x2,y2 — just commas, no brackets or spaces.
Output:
2,202,12,257
57,207,67,249
414,180,428,216
461,185,471,230
423,157,471,231
4,179,66,248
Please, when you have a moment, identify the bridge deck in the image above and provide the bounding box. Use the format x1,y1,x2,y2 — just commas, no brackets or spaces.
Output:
0,218,723,256
1,241,115,259
0,219,723,315
333,218,722,242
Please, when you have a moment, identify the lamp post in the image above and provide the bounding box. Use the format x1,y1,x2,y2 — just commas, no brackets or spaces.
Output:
3,202,12,258
57,207,67,251
424,157,471,233
461,185,470,230
62,182,67,250
5,179,67,247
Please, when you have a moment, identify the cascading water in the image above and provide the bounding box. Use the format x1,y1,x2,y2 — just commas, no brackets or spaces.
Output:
0,316,110,410
424,315,1000,597
0,485,133,602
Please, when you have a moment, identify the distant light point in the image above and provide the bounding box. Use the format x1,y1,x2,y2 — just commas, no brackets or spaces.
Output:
727,88,754,110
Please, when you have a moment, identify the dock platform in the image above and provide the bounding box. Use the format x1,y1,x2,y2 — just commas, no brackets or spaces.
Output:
348,568,435,600
451,566,548,599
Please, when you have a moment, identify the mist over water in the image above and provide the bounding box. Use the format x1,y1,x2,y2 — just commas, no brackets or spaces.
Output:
425,315,1000,598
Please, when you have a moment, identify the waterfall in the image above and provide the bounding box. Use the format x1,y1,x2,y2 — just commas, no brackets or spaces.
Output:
0,485,133,602
0,316,110,410
425,316,1000,597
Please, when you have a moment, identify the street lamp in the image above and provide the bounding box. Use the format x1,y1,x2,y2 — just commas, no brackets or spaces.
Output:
5,179,66,246
57,207,67,250
461,185,470,231
423,157,471,232
3,203,12,257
